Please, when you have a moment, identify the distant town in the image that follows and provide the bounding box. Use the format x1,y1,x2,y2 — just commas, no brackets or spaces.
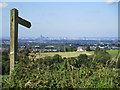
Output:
0,36,119,53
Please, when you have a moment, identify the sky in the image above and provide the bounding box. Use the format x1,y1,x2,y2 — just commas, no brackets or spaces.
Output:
1,2,118,38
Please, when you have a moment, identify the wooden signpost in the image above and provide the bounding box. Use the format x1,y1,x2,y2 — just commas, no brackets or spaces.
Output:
10,8,31,74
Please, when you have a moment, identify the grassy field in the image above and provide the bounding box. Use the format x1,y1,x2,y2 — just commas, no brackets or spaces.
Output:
30,50,119,59
34,51,94,59
106,50,119,58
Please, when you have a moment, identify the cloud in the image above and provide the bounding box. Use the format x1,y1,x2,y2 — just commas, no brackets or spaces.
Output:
0,3,8,8
106,0,116,4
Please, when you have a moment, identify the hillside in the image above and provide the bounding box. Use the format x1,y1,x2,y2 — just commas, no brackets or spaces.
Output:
2,49,120,88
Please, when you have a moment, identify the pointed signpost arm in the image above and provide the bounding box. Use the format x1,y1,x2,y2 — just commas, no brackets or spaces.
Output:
10,8,31,74
18,17,31,28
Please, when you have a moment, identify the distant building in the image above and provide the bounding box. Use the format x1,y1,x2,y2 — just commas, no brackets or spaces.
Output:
99,46,104,50
31,48,38,53
90,46,96,50
44,49,58,52
77,47,86,52
111,46,119,50
35,49,58,53
35,45,40,48
0,47,9,51
45,46,54,48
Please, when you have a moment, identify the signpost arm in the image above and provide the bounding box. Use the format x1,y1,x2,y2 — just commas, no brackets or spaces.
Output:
18,17,31,28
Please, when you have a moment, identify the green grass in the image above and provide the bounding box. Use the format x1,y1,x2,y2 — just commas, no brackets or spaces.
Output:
29,50,118,59
35,51,94,59
106,50,118,58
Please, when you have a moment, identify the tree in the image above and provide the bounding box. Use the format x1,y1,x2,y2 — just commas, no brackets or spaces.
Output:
65,46,77,52
2,51,10,75
52,54,63,63
78,54,88,60
68,57,77,67
94,47,101,55
70,46,77,52
77,54,88,67
44,56,53,66
2,51,9,61
94,49,111,66
17,49,30,64
86,46,91,51
116,57,120,69
65,48,69,52
116,51,120,69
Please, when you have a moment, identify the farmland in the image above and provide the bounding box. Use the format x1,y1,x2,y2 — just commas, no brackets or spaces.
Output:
34,51,94,58
30,50,118,59
106,50,119,58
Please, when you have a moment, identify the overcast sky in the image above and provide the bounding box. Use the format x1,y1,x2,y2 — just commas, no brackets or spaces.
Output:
2,2,118,38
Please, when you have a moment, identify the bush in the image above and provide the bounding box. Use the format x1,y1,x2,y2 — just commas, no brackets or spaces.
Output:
2,52,119,88
52,54,63,63
77,54,89,67
94,50,111,67
94,47,101,55
2,51,10,75
86,46,91,51
116,55,120,69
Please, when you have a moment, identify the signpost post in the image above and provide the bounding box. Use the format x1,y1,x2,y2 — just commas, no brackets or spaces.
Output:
10,8,31,74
